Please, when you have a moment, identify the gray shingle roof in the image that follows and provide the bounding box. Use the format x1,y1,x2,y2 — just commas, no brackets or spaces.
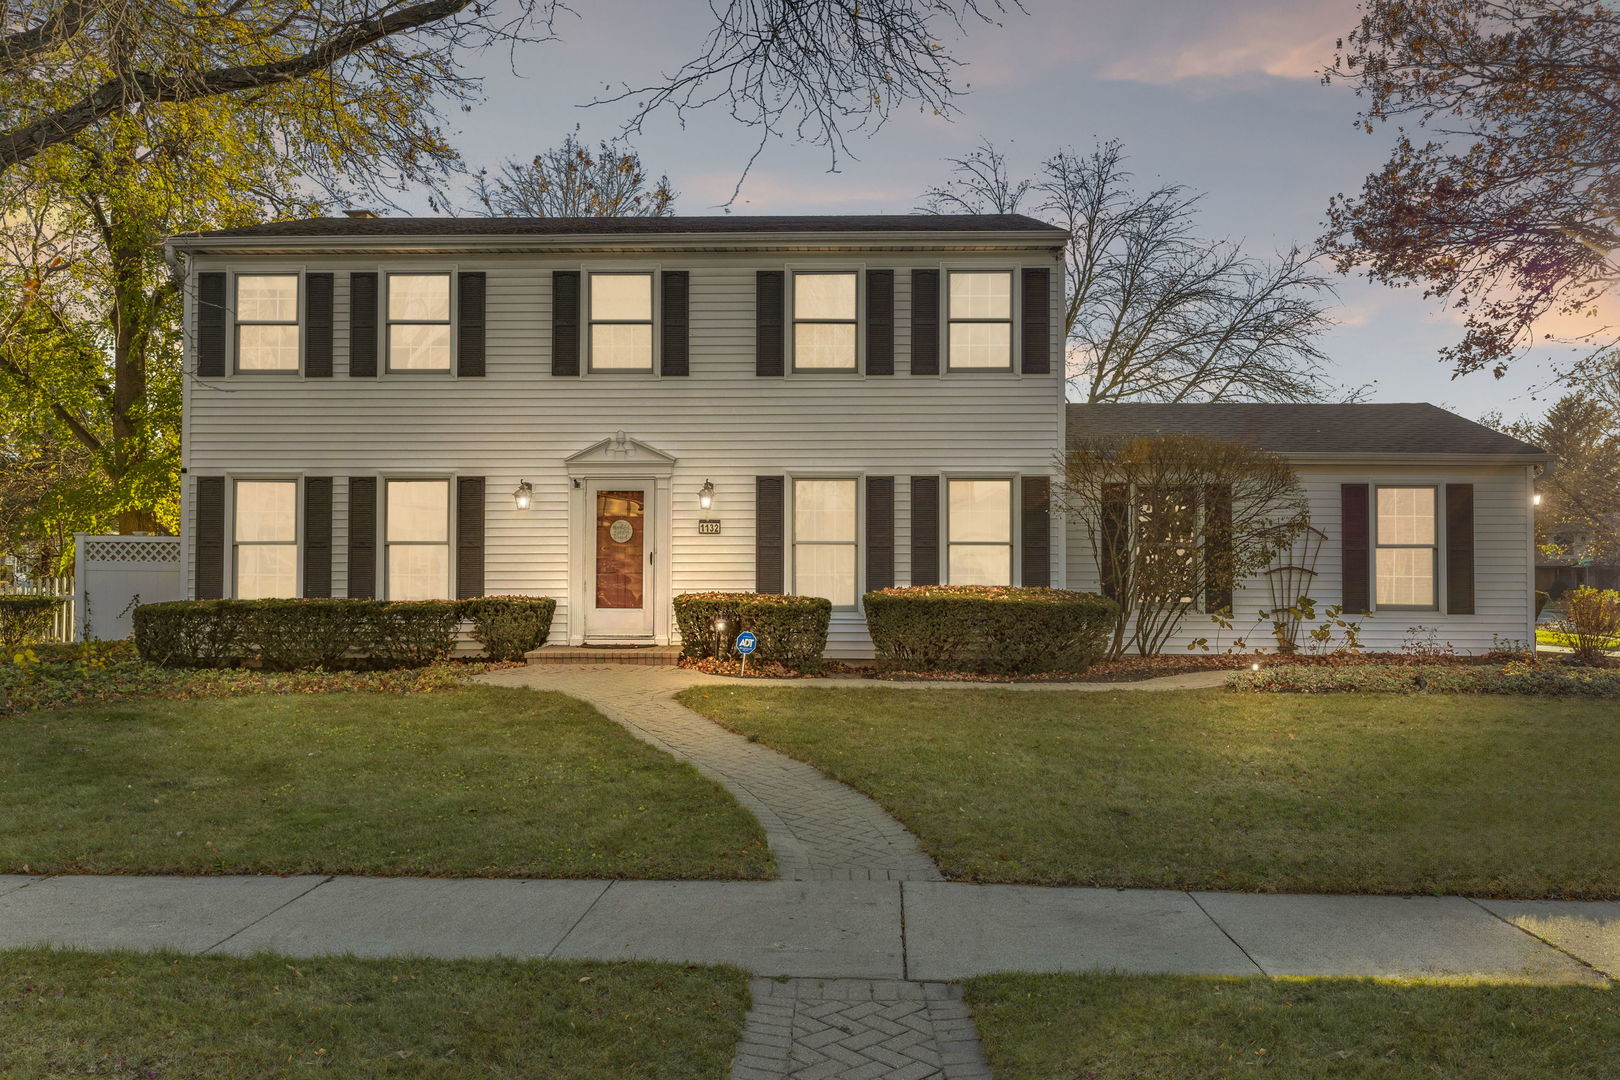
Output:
176,214,1064,240
1066,403,1547,458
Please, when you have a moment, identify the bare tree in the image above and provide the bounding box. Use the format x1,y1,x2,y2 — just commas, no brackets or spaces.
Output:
921,140,1340,403
1058,434,1310,657
472,131,676,218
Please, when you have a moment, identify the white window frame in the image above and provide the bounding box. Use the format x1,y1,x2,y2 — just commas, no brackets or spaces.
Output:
1374,484,1440,611
789,476,861,610
944,476,1015,586
587,271,656,374
231,477,300,599
233,273,302,374
945,268,1015,373
790,270,860,373
383,477,453,601
385,272,453,374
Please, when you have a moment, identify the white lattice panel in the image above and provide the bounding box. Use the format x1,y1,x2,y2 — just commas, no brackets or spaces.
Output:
83,538,182,565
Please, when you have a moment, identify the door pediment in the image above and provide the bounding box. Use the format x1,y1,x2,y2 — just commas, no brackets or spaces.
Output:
565,431,677,478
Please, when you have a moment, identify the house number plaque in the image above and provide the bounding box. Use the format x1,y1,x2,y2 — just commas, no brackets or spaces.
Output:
698,519,722,535
609,519,634,543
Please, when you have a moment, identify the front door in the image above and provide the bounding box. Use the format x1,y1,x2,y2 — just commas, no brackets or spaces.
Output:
585,483,655,640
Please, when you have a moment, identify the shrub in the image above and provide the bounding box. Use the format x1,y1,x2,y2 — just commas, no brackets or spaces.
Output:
1535,590,1551,619
1558,586,1620,665
460,596,557,662
0,595,64,650
1227,662,1620,697
863,585,1118,675
133,598,463,669
673,592,832,672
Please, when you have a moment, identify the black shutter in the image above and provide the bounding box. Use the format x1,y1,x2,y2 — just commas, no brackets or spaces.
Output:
1101,483,1130,601
1204,483,1233,613
347,476,377,599
755,476,785,593
910,269,940,375
1021,475,1052,587
456,476,485,599
909,475,940,586
349,272,378,377
1446,483,1475,615
457,271,486,377
756,271,785,376
866,476,895,593
1341,483,1371,612
552,270,581,375
661,271,690,376
866,269,894,376
303,477,333,597
194,476,224,599
304,273,334,378
197,272,226,377
1020,266,1052,375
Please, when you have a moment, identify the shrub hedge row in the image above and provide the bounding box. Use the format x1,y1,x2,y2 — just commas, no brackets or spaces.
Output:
1227,661,1620,697
132,596,555,669
0,595,64,651
863,585,1118,675
673,592,831,672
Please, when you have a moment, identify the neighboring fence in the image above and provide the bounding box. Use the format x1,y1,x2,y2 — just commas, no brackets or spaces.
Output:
0,576,75,642
74,534,185,641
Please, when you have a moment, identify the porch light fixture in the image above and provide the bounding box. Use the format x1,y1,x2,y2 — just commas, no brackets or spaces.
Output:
699,479,716,510
1533,493,1542,506
512,479,533,511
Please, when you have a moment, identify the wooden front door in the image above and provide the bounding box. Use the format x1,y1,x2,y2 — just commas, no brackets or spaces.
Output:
585,484,654,639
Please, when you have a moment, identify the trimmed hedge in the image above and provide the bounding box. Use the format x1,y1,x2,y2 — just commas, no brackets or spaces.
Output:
864,586,1118,675
1227,662,1620,697
134,598,469,669
674,592,831,672
461,596,557,662
0,595,64,650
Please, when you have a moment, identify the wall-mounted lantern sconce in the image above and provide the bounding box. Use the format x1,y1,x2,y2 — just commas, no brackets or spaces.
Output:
513,479,533,511
699,479,716,511
1532,493,1542,506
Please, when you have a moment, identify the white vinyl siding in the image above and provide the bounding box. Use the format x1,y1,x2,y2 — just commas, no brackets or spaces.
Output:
793,478,858,607
947,271,1012,370
792,272,858,371
233,479,297,597
235,275,300,372
385,479,450,600
387,273,451,372
947,478,1013,585
589,273,654,371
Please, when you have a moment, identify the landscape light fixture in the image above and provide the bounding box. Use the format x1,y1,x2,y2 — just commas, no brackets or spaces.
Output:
513,479,533,511
1251,662,1261,672
699,479,716,510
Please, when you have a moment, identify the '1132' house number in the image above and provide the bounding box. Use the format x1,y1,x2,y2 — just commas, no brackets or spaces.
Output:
698,520,722,535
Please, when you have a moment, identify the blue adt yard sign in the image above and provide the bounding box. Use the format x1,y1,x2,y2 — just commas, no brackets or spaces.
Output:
735,632,758,655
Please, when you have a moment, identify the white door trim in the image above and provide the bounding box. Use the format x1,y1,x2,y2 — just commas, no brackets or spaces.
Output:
569,476,671,645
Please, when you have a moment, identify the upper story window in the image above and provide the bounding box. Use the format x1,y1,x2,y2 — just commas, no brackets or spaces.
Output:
235,275,300,372
386,479,450,600
234,479,297,598
387,273,451,372
793,478,858,607
590,273,654,371
947,478,1012,585
793,272,857,370
947,271,1013,370
1376,486,1437,609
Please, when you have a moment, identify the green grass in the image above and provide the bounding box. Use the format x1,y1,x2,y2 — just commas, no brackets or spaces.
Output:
0,948,749,1079
1536,627,1620,651
677,687,1618,897
966,973,1619,1080
1,685,771,879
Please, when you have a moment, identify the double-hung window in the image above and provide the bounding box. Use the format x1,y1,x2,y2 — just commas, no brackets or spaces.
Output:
947,479,1013,585
1375,486,1437,608
793,479,858,607
947,271,1013,370
387,273,451,371
590,273,654,371
385,479,450,600
793,272,858,370
235,275,300,372
234,480,297,598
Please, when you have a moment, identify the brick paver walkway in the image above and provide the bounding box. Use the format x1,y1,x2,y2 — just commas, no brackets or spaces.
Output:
477,664,944,882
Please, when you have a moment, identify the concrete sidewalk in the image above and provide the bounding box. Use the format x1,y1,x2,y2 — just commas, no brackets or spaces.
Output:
0,874,1612,985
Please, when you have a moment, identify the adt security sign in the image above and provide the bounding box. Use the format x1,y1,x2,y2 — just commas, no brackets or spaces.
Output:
735,632,758,655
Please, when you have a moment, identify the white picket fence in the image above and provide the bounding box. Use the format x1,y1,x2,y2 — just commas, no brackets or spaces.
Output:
1,576,75,642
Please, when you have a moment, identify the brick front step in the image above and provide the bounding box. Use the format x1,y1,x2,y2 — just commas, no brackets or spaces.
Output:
525,645,683,666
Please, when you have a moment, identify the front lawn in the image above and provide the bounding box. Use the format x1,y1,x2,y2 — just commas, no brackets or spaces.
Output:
967,973,1618,1080
678,687,1618,897
2,686,772,879
0,948,749,1079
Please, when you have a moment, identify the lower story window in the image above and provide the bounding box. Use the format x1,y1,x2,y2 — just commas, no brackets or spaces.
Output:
793,478,858,607
234,479,297,598
386,479,450,600
947,478,1012,585
1375,486,1437,608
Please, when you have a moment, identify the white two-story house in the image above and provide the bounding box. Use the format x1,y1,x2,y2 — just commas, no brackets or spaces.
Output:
167,214,1548,657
